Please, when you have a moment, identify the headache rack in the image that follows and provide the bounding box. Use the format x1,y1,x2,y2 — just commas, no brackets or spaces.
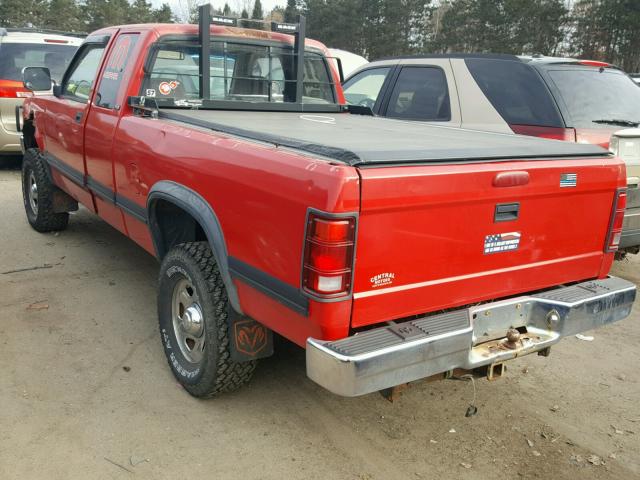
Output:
129,6,354,115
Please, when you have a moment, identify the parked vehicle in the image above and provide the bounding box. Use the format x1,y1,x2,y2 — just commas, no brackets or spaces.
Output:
343,54,640,254
17,12,635,398
610,128,640,254
0,28,82,156
328,48,368,77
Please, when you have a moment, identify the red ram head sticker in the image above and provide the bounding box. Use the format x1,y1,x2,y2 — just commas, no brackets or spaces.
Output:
234,320,268,356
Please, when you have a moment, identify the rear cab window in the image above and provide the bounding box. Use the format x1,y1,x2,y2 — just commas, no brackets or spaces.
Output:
142,39,336,105
385,66,451,121
0,42,77,83
545,67,640,129
465,59,564,128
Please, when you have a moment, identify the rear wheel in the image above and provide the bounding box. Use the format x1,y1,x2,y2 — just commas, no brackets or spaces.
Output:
21,149,69,232
158,242,256,397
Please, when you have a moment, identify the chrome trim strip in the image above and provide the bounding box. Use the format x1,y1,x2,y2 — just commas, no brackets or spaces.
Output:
353,252,601,299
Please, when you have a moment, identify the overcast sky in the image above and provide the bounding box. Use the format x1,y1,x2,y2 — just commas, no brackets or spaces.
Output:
153,0,288,21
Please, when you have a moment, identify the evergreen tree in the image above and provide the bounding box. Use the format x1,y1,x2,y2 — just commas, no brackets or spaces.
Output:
44,0,83,31
251,0,263,19
222,2,231,15
571,0,640,72
430,0,567,55
153,3,173,22
241,8,249,18
0,0,48,28
128,0,154,23
284,0,298,23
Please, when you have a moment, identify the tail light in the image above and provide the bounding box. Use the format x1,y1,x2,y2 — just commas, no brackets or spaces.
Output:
510,124,576,142
0,79,32,98
302,212,357,297
605,188,627,252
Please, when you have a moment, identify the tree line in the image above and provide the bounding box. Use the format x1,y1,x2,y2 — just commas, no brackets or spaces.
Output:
0,0,638,72
297,0,640,72
0,0,172,32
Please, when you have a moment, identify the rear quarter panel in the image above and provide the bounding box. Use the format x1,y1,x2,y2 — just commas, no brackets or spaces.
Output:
113,116,360,345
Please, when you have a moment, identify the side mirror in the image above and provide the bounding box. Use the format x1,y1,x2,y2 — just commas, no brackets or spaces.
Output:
22,66,52,92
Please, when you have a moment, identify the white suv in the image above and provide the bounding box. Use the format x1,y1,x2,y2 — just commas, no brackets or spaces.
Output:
0,28,82,155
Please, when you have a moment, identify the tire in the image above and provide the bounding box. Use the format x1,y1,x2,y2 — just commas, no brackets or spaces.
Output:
21,148,69,232
158,241,256,397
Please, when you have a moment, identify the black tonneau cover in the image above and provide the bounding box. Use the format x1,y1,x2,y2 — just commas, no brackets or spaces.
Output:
159,110,608,166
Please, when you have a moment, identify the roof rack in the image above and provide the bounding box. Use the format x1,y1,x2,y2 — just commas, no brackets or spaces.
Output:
1,27,86,38
377,53,521,62
197,4,310,106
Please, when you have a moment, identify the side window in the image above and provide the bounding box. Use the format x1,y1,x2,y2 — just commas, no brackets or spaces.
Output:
62,45,106,103
343,67,390,108
386,67,451,121
96,34,139,109
465,59,564,127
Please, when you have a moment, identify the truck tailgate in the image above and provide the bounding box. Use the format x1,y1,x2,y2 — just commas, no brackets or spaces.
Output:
352,158,624,327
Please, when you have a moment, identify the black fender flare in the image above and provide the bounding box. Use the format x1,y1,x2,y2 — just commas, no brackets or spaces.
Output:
147,180,242,314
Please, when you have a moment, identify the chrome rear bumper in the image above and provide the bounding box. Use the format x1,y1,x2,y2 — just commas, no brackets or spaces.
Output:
306,277,636,397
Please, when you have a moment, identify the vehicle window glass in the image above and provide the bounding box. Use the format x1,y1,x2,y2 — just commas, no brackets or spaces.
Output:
465,59,564,127
547,69,640,129
143,41,335,104
343,67,390,108
0,43,77,82
387,67,451,121
63,46,106,103
96,34,139,109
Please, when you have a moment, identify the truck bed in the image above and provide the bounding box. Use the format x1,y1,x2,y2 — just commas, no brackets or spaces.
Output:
159,110,607,166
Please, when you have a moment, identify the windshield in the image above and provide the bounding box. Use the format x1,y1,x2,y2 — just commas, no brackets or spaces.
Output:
547,68,640,129
143,40,336,105
0,43,77,82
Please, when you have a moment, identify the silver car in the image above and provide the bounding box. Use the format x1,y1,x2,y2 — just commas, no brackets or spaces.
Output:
0,28,82,155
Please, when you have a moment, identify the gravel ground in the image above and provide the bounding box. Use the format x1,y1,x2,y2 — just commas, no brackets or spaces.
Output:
1,158,639,480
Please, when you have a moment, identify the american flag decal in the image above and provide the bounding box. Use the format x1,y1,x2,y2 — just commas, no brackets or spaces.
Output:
484,232,521,254
560,173,577,187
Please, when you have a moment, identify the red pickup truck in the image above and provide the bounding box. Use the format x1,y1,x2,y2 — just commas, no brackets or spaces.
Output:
18,11,636,398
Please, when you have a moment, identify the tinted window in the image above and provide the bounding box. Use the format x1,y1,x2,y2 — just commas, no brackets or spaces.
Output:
547,68,640,128
63,46,106,103
96,34,139,109
386,67,451,121
466,59,564,127
0,43,77,82
343,67,390,108
143,41,335,104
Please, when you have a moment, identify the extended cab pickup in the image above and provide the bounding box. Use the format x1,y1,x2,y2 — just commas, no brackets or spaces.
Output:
18,12,636,398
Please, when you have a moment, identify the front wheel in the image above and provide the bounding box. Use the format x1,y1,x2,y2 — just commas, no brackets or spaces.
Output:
158,242,256,398
21,149,69,232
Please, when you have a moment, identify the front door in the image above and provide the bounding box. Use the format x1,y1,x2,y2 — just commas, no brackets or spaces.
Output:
42,43,107,207
85,32,140,233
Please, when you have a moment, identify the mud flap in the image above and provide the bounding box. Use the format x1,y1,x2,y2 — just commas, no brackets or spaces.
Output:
227,307,273,362
52,189,78,213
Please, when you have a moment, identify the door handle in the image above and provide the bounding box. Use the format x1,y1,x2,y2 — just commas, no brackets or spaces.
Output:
75,111,83,123
493,171,530,187
494,203,520,222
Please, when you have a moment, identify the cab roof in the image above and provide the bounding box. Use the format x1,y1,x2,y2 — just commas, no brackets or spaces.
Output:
91,23,329,52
